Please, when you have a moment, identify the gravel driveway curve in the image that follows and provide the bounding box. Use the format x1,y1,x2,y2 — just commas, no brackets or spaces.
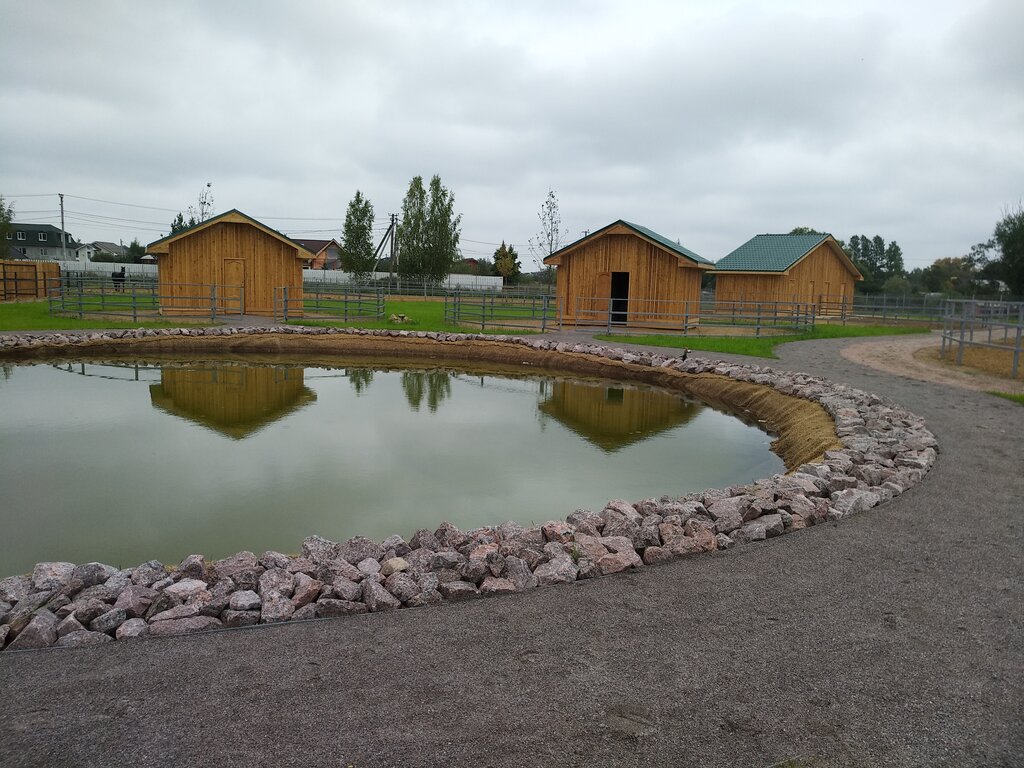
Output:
0,333,1021,768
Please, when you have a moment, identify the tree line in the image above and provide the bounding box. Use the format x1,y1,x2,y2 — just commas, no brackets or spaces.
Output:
791,206,1023,298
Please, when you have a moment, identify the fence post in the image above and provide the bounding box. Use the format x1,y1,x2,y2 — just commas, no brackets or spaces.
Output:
541,294,548,333
755,303,762,337
282,286,289,322
1013,324,1021,379
132,286,138,323
956,303,966,365
210,284,217,322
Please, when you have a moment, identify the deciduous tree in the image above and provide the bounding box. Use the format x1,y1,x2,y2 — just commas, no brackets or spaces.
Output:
0,196,13,246
493,241,522,284
341,190,376,281
993,203,1024,295
397,175,461,283
529,189,568,286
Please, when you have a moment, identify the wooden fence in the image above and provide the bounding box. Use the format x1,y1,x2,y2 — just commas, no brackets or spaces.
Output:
1,260,60,300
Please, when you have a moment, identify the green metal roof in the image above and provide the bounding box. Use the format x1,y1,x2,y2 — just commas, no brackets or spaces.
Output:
713,233,830,272
546,219,711,265
620,220,712,265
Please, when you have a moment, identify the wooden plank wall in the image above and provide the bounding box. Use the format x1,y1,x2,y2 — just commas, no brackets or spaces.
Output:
713,243,855,312
556,230,703,324
0,260,60,300
158,222,303,316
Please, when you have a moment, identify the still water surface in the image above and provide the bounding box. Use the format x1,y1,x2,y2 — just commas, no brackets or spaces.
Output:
0,359,783,574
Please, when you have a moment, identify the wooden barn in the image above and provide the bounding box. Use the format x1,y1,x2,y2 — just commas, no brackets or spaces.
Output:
712,234,862,310
146,210,313,316
543,220,712,327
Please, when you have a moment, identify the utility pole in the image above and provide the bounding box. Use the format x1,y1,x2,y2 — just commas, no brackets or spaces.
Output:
59,193,67,261
389,213,397,277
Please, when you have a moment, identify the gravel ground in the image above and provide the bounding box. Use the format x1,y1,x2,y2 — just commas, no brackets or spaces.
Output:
1,333,1021,768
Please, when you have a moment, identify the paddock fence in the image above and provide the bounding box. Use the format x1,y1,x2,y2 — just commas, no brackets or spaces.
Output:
444,291,557,332
273,285,385,324
940,299,1024,379
565,297,816,337
47,276,243,321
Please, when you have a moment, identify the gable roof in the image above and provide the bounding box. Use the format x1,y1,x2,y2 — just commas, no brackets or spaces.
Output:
713,233,862,279
146,209,314,259
543,219,711,267
294,238,340,255
92,241,129,256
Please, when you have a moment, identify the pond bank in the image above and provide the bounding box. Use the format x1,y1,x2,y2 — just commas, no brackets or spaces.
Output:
0,327,934,651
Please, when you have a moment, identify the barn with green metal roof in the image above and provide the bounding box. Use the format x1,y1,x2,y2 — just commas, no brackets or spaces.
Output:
712,233,862,310
543,220,711,326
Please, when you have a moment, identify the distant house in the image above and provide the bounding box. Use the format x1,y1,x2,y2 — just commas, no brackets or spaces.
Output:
294,238,343,270
5,223,77,261
76,241,129,262
543,220,712,326
712,233,863,310
146,209,313,316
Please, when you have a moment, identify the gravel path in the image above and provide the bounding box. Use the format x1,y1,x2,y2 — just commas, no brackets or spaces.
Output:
840,330,1024,394
1,333,1021,768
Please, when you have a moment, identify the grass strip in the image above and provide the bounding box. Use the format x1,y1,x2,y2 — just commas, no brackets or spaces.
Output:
0,300,199,331
290,299,536,335
988,391,1024,405
595,323,931,358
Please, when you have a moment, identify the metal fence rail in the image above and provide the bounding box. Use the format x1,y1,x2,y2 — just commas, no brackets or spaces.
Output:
274,285,385,323
940,299,1024,378
47,276,242,321
569,297,816,336
444,291,557,332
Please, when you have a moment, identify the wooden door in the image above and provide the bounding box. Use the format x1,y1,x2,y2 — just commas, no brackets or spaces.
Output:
595,272,611,317
223,259,245,314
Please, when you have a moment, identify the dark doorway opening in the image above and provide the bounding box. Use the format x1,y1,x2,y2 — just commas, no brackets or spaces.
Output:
610,271,629,323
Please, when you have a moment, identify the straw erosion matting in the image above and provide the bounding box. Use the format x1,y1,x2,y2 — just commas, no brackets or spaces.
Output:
0,327,937,651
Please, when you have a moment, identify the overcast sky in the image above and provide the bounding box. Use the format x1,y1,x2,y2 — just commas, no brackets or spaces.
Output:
2,1,1021,269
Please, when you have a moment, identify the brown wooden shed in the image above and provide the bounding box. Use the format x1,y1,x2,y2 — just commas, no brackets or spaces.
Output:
543,220,712,327
712,233,863,311
146,210,313,316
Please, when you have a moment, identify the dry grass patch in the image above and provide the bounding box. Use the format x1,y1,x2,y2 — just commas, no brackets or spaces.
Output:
923,340,1023,381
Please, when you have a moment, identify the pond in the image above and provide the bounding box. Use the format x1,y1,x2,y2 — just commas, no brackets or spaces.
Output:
0,358,784,574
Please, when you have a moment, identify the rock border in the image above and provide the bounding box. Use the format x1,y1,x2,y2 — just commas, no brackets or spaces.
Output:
0,327,937,651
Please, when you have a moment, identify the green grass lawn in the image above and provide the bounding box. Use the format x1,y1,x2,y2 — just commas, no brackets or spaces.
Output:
291,299,536,335
0,300,200,331
595,323,932,358
989,391,1024,405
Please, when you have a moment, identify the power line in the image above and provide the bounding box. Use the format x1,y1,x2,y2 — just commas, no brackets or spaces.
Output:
64,194,180,213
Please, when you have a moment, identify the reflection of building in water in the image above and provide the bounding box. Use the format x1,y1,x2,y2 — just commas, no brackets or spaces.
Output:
538,379,700,452
149,366,316,439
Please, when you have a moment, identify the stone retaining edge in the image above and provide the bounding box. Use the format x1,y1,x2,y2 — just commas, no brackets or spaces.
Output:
0,326,937,651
